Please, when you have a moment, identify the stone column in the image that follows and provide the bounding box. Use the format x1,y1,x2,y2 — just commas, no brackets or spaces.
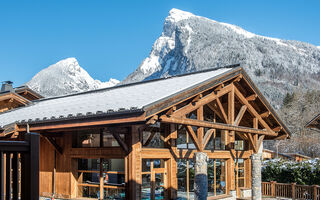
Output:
194,152,208,200
251,153,262,200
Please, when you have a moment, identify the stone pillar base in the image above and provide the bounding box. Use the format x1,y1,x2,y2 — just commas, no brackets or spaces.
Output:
194,152,208,200
251,153,262,200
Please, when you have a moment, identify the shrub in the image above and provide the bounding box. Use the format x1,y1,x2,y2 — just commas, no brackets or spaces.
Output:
262,158,320,185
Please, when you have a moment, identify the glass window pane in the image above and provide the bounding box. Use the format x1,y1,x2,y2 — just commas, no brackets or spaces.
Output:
78,158,99,171
189,160,195,197
153,159,165,168
78,185,99,198
142,174,151,200
177,159,188,199
155,173,165,199
207,159,215,196
216,159,226,195
142,159,151,172
142,124,165,148
104,187,126,199
103,131,124,147
73,130,100,148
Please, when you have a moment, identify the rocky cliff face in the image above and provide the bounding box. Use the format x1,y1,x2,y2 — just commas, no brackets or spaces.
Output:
27,57,119,97
123,8,320,108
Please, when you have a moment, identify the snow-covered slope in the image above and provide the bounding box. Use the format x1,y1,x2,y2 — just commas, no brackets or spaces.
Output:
123,8,320,108
27,58,119,97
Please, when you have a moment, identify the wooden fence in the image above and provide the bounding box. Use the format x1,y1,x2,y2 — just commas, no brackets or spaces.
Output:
262,181,320,200
0,133,39,200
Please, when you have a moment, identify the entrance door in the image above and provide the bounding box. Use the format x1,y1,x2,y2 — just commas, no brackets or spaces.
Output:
142,159,167,200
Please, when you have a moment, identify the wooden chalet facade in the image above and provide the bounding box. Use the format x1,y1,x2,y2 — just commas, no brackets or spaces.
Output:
0,66,290,200
0,81,42,113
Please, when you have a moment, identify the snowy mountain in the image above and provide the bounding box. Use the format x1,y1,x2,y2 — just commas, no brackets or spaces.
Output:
27,58,119,97
123,8,320,108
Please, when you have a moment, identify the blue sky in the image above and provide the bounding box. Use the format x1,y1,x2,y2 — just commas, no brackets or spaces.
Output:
0,0,319,86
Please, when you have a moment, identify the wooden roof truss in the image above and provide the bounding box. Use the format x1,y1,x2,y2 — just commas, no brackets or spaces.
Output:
148,74,288,153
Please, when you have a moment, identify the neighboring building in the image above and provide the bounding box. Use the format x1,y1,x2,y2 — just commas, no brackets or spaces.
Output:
0,81,42,113
263,149,310,162
0,66,290,200
306,113,320,131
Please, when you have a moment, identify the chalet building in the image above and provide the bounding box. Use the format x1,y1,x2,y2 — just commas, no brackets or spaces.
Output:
0,81,42,113
0,65,290,200
306,113,320,131
262,149,310,162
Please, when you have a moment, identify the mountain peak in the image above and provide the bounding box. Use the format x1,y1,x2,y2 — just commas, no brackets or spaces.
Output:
123,8,320,107
168,8,194,22
27,58,119,97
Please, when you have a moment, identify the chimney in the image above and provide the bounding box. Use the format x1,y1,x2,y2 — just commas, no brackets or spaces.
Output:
1,81,13,92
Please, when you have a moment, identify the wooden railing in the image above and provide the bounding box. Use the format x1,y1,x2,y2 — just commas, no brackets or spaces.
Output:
0,133,39,200
262,181,320,200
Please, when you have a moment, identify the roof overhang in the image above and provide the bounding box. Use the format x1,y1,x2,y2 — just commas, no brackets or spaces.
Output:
305,113,320,130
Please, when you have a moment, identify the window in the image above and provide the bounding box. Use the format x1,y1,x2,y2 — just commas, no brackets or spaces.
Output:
73,129,101,148
141,159,166,200
205,129,226,150
177,159,227,199
77,158,125,199
72,129,125,148
177,126,196,149
235,134,246,151
235,159,245,188
208,159,227,196
142,123,165,148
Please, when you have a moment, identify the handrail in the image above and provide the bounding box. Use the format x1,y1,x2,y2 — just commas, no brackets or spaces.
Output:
262,181,320,200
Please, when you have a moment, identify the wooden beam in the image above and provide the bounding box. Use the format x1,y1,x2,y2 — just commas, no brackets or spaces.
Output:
18,114,146,132
272,126,282,132
146,115,158,125
234,105,247,126
185,125,201,151
246,133,257,153
235,132,248,141
203,129,214,148
44,136,63,155
197,106,204,151
165,107,176,116
257,135,265,151
207,103,226,123
192,94,203,103
260,111,271,118
216,97,228,123
160,115,277,136
234,86,273,132
110,131,129,154
245,94,257,101
171,84,232,117
273,134,288,140
143,131,156,146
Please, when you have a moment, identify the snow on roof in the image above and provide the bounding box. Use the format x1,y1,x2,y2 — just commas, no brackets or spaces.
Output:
0,67,235,127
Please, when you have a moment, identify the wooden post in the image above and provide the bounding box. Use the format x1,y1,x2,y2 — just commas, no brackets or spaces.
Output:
21,133,39,200
12,153,19,200
271,181,276,197
128,125,142,200
0,152,4,200
197,106,204,151
6,153,11,200
313,185,318,200
99,158,104,200
169,124,177,199
291,183,296,200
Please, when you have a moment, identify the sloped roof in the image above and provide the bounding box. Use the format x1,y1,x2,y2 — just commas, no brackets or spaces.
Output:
306,113,320,130
0,67,234,127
